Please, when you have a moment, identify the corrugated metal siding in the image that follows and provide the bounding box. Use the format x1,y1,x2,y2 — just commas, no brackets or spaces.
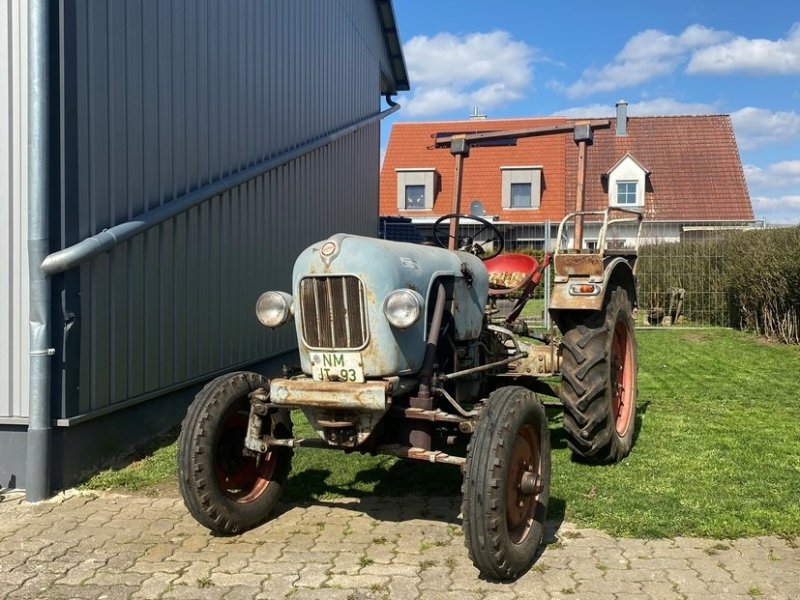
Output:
57,0,384,419
0,0,30,420
340,0,395,82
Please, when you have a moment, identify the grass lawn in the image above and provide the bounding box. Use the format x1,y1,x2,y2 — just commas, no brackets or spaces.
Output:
82,328,800,539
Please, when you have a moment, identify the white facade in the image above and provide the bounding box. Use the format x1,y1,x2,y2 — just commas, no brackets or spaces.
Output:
607,154,648,209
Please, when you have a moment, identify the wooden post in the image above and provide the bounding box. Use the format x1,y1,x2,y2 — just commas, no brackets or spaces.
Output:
448,136,467,250
574,138,587,251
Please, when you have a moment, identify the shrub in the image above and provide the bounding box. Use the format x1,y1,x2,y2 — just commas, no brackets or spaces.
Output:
723,227,800,344
637,226,800,343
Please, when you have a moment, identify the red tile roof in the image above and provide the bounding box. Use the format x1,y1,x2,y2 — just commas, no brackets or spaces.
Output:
379,118,568,223
380,114,754,224
567,115,754,222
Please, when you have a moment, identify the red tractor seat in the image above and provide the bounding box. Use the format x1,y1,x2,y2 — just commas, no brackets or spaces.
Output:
484,253,540,297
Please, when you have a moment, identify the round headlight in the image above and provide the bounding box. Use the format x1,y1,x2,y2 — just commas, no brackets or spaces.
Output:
383,289,423,329
255,291,294,328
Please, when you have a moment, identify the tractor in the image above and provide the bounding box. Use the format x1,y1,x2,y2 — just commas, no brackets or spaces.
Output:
177,121,643,580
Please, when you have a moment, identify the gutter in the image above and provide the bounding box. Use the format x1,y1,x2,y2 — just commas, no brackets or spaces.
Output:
26,0,53,502
42,101,401,275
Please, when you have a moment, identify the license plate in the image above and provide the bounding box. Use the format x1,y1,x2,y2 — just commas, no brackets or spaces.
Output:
311,352,365,383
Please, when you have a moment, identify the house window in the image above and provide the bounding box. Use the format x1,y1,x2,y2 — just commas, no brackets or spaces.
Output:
396,168,436,211
606,154,648,208
404,185,426,210
616,181,637,205
501,166,542,210
510,183,532,208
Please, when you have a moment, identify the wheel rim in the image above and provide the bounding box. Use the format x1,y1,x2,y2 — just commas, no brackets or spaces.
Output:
214,400,277,504
611,319,635,436
506,424,544,544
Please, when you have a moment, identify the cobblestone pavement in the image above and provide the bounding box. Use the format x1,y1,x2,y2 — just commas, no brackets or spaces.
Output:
0,490,798,600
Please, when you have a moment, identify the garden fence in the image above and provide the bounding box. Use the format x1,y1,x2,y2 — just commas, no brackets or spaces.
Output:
379,218,765,330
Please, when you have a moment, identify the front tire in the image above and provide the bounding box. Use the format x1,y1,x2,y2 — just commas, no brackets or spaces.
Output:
559,286,637,463
462,386,551,580
178,372,293,534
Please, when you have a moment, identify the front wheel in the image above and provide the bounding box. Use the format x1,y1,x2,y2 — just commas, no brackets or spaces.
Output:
178,372,293,534
462,386,551,580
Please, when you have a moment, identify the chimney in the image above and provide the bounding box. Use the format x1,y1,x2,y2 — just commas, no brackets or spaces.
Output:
616,101,628,136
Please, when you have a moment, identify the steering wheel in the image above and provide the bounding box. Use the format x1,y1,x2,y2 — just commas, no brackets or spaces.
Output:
432,213,505,261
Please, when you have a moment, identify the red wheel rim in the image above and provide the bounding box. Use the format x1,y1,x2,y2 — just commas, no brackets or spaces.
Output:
506,424,544,544
213,403,277,504
611,320,634,436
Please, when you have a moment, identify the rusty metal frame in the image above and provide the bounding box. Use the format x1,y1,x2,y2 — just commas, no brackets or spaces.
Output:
505,341,560,377
555,207,644,257
264,436,467,467
434,121,611,254
269,378,390,411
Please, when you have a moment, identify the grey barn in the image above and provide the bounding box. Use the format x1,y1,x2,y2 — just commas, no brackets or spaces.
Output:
0,0,409,499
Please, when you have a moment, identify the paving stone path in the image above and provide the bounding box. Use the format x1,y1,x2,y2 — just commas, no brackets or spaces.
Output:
0,489,798,600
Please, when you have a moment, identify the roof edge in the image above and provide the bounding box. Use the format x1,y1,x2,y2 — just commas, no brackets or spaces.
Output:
606,152,651,175
375,0,410,93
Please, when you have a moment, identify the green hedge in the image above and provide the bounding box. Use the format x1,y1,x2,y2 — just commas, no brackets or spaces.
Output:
637,227,800,343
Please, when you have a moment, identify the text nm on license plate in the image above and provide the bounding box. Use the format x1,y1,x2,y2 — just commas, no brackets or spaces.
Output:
311,352,365,383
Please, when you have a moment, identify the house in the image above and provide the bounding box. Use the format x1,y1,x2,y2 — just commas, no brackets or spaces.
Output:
379,117,569,249
1,0,408,498
379,103,755,249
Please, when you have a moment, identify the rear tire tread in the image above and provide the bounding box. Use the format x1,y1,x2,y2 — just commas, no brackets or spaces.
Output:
559,287,637,463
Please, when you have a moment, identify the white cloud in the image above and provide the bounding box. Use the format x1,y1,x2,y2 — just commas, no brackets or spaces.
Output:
750,195,800,224
745,160,800,224
730,107,800,150
552,25,729,98
744,161,800,189
687,24,800,75
401,31,534,118
553,98,717,119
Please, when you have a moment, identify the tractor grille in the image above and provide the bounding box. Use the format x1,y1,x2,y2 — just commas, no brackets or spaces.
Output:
299,276,368,349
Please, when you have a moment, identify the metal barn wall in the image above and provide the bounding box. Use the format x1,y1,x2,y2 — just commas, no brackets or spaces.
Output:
55,0,387,421
0,0,30,421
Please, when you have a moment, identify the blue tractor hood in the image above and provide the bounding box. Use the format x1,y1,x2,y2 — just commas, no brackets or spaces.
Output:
291,234,490,378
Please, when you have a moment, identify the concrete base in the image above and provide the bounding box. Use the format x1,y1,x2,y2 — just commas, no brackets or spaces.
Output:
0,425,27,490
0,352,298,494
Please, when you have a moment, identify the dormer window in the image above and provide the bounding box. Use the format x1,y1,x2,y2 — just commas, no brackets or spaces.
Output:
396,168,436,211
607,154,648,208
616,181,638,205
510,183,532,208
501,166,542,210
404,185,426,209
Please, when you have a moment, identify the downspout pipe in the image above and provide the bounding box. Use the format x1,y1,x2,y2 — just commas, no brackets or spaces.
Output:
41,102,401,276
26,0,53,502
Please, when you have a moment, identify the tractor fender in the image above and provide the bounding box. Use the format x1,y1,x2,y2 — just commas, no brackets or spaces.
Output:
549,256,637,328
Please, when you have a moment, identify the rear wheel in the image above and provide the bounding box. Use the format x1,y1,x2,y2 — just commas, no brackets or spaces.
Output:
462,386,551,580
178,372,293,534
559,286,637,463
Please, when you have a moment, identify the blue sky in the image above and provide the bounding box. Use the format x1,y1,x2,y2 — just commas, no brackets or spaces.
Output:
383,0,800,224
